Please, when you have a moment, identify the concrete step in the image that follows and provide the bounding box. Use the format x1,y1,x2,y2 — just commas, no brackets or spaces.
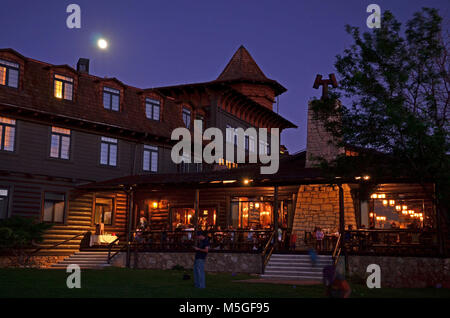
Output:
260,274,322,280
51,263,111,268
265,265,323,272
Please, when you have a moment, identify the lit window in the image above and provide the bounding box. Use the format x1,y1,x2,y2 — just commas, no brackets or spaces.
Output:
182,108,191,128
100,137,118,166
54,74,73,100
145,98,160,121
0,188,9,219
103,87,120,111
94,197,114,225
50,127,71,159
0,59,19,88
0,116,16,152
143,145,158,172
43,192,65,223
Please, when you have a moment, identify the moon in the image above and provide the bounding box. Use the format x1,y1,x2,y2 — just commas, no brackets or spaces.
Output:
97,38,108,50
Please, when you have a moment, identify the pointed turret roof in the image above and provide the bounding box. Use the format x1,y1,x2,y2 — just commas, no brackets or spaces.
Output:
216,45,269,82
215,45,286,95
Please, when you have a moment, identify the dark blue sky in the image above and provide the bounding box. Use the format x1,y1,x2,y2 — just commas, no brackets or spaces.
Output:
1,0,448,152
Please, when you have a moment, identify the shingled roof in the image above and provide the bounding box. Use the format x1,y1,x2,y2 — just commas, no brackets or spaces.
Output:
215,45,287,95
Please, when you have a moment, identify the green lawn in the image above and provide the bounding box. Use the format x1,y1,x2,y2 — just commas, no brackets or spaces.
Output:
0,268,449,298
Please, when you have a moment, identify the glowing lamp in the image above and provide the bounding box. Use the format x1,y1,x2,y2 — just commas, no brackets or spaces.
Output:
363,175,370,180
382,200,388,206
152,202,158,208
395,205,401,211
402,205,408,210
255,203,260,208
389,200,395,206
370,194,377,199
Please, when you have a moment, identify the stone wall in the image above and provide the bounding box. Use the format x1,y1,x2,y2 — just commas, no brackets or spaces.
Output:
305,100,343,168
347,255,450,288
112,252,262,274
292,184,357,249
0,255,66,268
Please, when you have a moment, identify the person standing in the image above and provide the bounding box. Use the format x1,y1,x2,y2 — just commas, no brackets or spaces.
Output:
193,231,210,289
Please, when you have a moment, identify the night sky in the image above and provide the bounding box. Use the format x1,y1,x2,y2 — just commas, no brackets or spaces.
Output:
1,0,448,153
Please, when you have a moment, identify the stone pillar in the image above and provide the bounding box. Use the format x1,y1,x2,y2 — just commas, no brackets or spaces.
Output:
292,184,357,250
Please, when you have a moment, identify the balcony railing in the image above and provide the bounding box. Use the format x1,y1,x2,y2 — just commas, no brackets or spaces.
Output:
132,229,273,253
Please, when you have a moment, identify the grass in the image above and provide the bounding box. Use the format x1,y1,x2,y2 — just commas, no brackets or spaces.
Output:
0,268,449,298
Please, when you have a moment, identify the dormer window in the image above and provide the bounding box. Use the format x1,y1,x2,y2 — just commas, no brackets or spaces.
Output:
0,59,19,88
54,74,73,100
103,87,120,111
182,107,191,128
145,98,160,121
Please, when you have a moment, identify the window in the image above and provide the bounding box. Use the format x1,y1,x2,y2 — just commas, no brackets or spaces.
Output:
50,127,71,159
0,59,19,88
0,116,16,152
249,136,255,153
0,188,9,219
245,135,249,151
103,87,120,111
100,137,118,166
226,125,234,144
145,98,160,121
43,192,65,223
54,74,73,100
143,145,158,172
182,108,191,128
94,197,114,225
259,140,268,155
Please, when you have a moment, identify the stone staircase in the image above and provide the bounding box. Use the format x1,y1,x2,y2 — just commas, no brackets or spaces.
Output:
261,254,333,281
50,251,112,269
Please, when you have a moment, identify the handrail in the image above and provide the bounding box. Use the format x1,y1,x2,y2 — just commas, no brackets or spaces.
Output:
261,230,276,274
332,233,342,266
31,233,85,254
107,234,127,264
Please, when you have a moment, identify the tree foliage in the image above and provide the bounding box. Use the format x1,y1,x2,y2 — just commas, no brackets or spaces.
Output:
311,8,449,214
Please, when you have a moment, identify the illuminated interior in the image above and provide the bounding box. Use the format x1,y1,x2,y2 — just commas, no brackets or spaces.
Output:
368,191,433,229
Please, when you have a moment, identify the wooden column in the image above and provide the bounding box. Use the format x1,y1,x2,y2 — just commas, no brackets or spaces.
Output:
126,187,134,268
194,189,199,231
338,184,345,235
273,186,279,234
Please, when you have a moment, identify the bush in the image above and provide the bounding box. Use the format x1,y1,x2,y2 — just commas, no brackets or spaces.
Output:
0,216,52,267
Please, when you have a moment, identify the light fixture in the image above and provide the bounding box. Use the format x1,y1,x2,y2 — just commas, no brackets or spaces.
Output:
395,205,401,211
389,200,395,206
255,203,260,208
402,210,408,215
382,200,388,206
152,201,158,208
243,179,251,185
402,205,408,210
223,180,236,184
378,194,386,199
355,176,361,180
363,175,370,180
370,194,377,199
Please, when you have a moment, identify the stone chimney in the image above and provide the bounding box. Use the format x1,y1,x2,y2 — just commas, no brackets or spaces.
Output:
77,58,90,73
305,100,343,168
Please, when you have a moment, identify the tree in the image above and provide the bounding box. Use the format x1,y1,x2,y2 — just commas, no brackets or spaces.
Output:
0,216,52,267
311,8,449,222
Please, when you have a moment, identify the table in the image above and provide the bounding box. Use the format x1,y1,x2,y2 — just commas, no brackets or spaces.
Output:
89,234,118,247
